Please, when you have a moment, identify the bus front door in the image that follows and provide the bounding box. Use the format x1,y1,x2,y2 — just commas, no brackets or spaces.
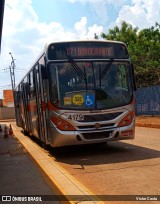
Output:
34,65,49,146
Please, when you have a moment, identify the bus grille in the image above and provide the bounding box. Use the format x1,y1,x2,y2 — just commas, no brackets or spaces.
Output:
78,123,114,129
82,131,112,140
78,112,123,122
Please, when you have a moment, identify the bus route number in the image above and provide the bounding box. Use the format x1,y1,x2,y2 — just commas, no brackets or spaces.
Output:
67,114,84,121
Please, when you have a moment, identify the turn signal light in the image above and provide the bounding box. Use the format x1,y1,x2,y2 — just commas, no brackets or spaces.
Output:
118,111,135,127
51,117,75,131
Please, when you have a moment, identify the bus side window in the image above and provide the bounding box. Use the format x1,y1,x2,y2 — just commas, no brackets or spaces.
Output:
41,65,48,79
29,71,35,98
50,68,58,103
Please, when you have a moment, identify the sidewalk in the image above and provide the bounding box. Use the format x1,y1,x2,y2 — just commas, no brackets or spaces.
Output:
0,123,102,204
0,123,60,204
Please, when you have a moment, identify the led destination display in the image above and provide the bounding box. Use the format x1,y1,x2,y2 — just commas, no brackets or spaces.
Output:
48,41,129,60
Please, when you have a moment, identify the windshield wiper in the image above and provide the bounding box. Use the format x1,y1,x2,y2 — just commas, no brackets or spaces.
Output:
69,60,88,91
100,59,114,79
69,60,86,80
99,59,114,88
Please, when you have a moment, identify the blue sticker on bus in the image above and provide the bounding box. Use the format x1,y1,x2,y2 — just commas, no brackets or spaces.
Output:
84,94,95,107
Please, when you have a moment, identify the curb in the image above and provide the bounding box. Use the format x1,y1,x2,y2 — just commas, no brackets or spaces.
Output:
0,119,16,122
136,123,160,129
10,124,104,204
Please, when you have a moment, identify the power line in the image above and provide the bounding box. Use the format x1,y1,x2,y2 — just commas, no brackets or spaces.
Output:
0,85,11,87
0,68,9,72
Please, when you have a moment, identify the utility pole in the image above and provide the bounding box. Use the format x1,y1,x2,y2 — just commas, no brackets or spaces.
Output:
9,65,14,92
9,52,16,108
9,52,16,90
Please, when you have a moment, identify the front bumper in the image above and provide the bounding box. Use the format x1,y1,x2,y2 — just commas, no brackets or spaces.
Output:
49,120,135,147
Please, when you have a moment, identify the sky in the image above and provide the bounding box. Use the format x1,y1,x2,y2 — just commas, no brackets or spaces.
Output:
0,0,160,98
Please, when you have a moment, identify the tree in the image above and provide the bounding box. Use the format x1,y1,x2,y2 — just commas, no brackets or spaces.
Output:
100,21,160,88
101,21,138,47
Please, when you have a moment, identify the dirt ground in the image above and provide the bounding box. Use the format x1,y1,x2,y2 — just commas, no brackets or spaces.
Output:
136,116,160,128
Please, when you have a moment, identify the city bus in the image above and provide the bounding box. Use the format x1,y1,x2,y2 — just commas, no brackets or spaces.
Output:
15,40,136,147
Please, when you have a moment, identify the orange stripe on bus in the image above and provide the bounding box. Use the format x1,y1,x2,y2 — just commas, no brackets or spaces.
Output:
41,101,47,111
48,101,59,111
27,102,36,112
131,97,135,105
27,104,30,111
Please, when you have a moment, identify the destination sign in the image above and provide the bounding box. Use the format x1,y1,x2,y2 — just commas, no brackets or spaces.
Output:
66,47,113,57
47,41,129,60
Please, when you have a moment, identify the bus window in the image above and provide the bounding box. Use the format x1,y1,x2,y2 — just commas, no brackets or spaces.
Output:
29,71,35,98
49,66,59,104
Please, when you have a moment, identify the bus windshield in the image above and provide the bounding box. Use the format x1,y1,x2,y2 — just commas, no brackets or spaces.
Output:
48,61,133,110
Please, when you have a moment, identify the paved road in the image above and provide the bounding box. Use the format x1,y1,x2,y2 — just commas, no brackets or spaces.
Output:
47,127,160,204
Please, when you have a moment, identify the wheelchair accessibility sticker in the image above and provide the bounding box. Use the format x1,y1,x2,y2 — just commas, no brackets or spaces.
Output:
84,94,95,107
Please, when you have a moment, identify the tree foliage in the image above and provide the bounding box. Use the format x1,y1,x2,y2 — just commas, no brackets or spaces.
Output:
100,21,160,88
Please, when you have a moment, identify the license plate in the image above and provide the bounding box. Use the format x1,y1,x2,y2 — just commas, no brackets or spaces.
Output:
67,114,84,121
